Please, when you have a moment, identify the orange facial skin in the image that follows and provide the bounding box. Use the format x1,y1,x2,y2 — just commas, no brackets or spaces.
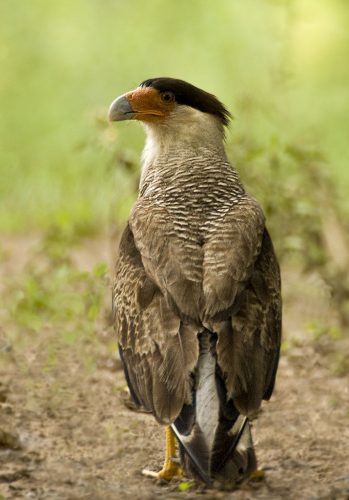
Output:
126,87,175,122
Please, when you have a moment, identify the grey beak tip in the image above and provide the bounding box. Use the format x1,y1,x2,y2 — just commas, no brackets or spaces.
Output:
108,94,135,122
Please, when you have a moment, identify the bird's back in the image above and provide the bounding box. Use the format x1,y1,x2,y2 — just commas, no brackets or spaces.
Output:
131,147,265,324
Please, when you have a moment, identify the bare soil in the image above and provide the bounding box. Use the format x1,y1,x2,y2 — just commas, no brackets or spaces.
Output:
0,235,348,500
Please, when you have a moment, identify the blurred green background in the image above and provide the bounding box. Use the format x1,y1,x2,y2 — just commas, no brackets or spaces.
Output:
1,4,349,493
1,0,348,234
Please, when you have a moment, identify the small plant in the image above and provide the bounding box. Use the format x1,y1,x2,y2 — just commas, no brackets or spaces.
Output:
2,228,110,358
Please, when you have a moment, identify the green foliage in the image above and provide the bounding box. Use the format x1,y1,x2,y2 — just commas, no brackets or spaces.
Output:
232,138,348,270
2,229,109,347
0,1,348,357
0,0,349,232
330,353,349,377
300,320,349,375
305,321,342,341
178,481,194,492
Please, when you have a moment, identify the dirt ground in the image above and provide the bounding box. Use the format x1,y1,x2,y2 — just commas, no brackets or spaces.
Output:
0,235,349,500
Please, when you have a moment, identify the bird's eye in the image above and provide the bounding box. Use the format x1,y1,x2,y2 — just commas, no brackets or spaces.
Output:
160,91,175,103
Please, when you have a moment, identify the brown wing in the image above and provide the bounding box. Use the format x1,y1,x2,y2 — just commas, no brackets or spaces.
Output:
130,196,266,323
113,223,199,424
215,228,282,415
129,200,204,321
117,195,280,422
202,197,266,318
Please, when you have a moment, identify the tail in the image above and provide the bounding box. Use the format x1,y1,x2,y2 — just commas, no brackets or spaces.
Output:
172,331,257,488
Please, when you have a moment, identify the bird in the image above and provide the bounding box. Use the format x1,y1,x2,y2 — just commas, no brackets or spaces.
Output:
109,78,281,488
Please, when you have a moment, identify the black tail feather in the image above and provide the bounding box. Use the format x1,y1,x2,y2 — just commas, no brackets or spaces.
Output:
172,331,257,488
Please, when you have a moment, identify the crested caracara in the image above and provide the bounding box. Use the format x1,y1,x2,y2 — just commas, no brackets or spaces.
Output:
109,78,281,488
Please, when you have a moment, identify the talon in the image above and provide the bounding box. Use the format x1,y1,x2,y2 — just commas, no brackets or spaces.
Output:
142,461,183,481
142,426,183,481
142,468,160,479
159,461,183,480
249,468,265,481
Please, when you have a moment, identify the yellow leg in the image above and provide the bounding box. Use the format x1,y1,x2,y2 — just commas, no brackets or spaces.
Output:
142,426,183,480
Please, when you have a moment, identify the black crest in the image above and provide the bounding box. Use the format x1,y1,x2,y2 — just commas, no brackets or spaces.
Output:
140,77,231,126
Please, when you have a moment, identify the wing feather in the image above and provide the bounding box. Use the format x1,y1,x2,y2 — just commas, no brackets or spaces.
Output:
215,228,282,415
113,223,199,424
203,198,265,318
130,200,203,321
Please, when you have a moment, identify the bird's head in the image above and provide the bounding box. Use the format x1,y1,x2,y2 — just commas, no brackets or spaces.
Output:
108,78,231,144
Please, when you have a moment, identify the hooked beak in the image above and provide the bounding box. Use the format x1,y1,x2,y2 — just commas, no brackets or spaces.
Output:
108,94,136,121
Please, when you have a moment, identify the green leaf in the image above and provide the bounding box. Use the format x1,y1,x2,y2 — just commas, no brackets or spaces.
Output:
178,481,194,492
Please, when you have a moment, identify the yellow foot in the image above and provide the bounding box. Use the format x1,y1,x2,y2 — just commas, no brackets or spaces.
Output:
142,460,183,481
143,426,183,481
249,468,265,481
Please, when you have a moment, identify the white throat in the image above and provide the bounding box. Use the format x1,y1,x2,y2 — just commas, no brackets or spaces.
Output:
140,106,226,183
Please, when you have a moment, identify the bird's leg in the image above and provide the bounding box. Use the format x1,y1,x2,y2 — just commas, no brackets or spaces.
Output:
142,426,183,480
